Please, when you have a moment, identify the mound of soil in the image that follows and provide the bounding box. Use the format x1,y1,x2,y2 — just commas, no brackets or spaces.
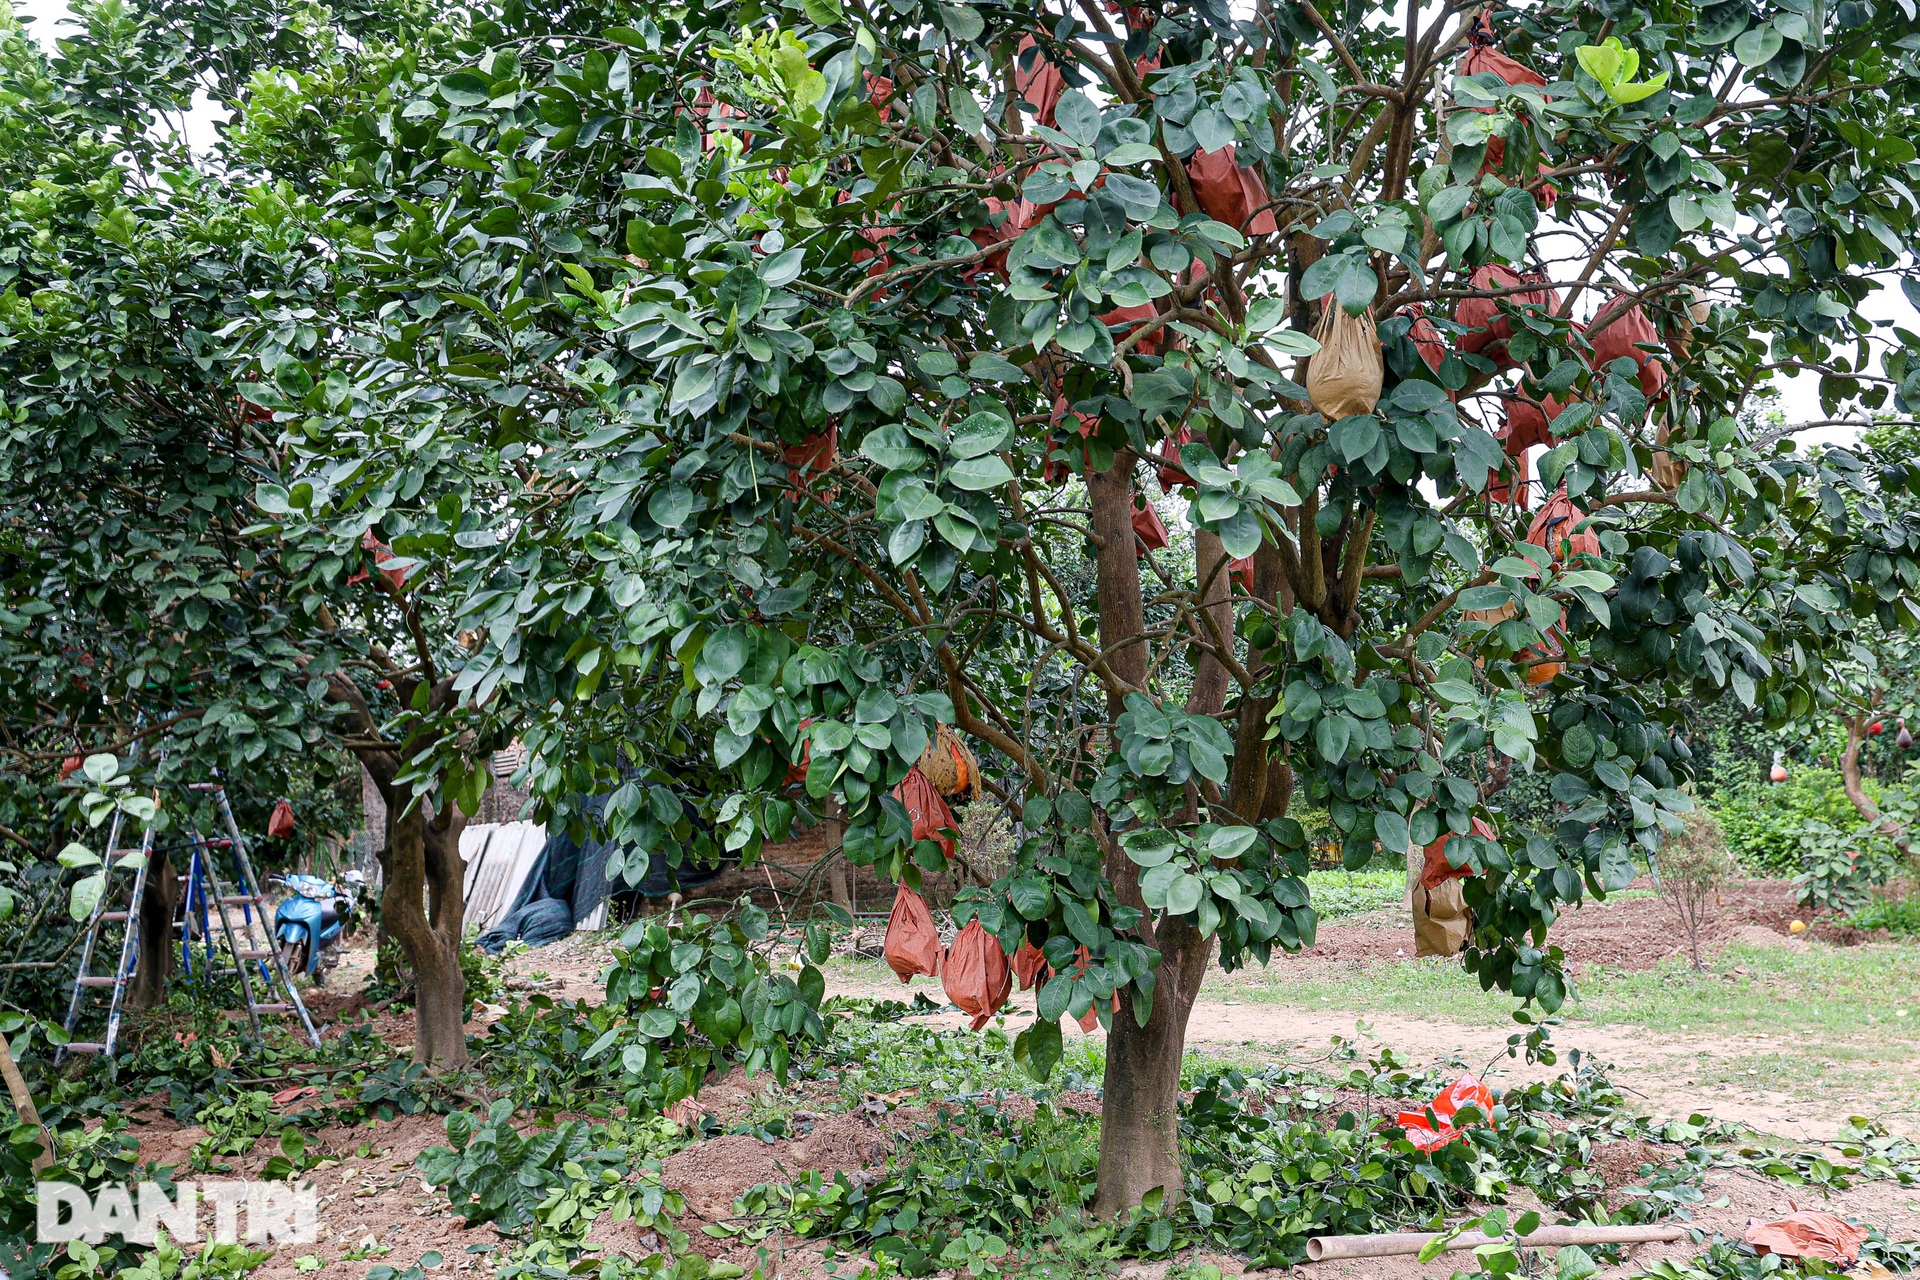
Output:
1279,878,1856,975
660,1110,896,1232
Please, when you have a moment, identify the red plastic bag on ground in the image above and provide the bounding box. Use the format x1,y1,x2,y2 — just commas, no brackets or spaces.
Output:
944,919,1012,1030
1185,146,1279,236
1588,295,1668,398
884,884,942,983
267,799,296,840
893,766,956,860
1743,1211,1867,1264
1421,816,1497,889
1397,1073,1495,1151
1132,503,1169,555
1011,939,1049,992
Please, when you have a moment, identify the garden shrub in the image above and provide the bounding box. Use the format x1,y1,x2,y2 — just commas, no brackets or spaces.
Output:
1655,812,1736,971
1709,766,1868,877
479,901,830,1117
1792,787,1915,913
1847,892,1920,935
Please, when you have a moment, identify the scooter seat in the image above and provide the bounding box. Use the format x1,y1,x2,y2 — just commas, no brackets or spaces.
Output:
319,903,341,931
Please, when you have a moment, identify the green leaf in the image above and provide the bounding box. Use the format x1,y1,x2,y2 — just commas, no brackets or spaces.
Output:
68,872,104,922
648,485,694,529
1014,1018,1064,1082
888,520,928,564
1009,873,1053,919
861,425,930,472
57,843,100,869
946,455,1014,491
1733,25,1783,67
1124,831,1179,867
1164,873,1204,916
760,248,806,287
949,412,1011,459
1555,1246,1601,1280
1189,108,1235,153
439,71,493,107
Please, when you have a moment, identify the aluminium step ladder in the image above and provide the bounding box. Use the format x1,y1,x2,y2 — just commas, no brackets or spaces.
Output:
53,780,162,1064
55,764,322,1061
177,783,320,1047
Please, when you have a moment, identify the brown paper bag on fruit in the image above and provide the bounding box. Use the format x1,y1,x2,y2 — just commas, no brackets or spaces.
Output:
1307,304,1383,421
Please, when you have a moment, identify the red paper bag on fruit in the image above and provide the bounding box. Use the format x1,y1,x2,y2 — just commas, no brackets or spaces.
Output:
944,919,1011,1030
1011,939,1049,991
892,766,956,860
1420,816,1497,890
883,884,942,982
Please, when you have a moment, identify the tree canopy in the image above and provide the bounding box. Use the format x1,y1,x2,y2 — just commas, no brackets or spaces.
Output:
7,0,1920,1209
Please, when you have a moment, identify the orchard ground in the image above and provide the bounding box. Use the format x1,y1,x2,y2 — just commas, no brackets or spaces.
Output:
97,871,1920,1280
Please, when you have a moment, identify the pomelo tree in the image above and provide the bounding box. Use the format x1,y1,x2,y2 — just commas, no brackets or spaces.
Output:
0,0,492,1060
195,0,1920,1209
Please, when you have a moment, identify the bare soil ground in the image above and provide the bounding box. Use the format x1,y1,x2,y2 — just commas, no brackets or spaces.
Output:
111,878,1920,1280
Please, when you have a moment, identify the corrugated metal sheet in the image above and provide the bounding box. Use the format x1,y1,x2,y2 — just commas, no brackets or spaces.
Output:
461,821,546,931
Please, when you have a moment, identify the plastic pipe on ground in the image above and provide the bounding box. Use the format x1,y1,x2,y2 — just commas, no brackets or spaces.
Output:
1306,1224,1687,1262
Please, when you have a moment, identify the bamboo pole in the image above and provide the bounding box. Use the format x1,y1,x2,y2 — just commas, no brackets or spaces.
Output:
0,1029,53,1172
1307,1224,1688,1262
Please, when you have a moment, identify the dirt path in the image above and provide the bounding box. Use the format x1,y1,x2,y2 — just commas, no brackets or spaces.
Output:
470,897,1918,1142
182,923,1919,1280
822,963,1917,1143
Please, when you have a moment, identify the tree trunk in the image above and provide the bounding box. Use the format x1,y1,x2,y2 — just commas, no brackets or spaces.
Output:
372,840,399,988
380,799,470,1067
1841,713,1909,853
1093,920,1213,1216
1187,529,1234,718
1089,452,1150,714
1090,452,1212,1213
127,854,178,1009
822,798,851,913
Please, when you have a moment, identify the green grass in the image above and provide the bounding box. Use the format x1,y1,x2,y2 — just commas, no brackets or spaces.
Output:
1216,941,1920,1040
1299,867,1406,918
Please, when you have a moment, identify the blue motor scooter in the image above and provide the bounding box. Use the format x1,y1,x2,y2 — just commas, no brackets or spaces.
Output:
272,871,361,985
